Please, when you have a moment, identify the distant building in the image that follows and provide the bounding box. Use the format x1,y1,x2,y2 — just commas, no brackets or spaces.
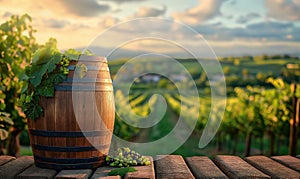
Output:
170,74,187,82
287,63,300,69
141,74,161,83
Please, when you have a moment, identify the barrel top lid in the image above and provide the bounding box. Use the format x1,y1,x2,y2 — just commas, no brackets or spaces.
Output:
78,55,107,63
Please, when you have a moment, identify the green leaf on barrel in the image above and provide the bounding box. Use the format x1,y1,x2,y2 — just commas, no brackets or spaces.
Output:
30,49,62,87
24,99,43,120
21,38,84,120
36,85,54,97
48,73,66,85
64,48,81,60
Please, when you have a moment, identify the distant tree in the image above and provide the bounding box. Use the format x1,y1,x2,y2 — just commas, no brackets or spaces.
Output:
221,98,244,154
282,54,291,59
242,69,249,78
256,72,266,82
223,66,231,75
234,87,266,156
233,59,240,66
254,55,268,61
262,78,299,155
281,68,300,83
262,54,269,60
269,55,280,59
242,55,253,61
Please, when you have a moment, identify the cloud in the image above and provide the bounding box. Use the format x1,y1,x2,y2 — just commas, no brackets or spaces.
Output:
59,0,110,17
172,0,228,24
210,40,300,57
242,21,295,40
266,0,300,21
236,13,261,24
193,21,298,41
44,19,70,29
133,5,167,18
100,0,147,3
228,0,237,6
2,12,13,18
98,16,119,28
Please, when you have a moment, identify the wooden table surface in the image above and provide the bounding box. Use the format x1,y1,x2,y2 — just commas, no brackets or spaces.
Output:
0,155,300,179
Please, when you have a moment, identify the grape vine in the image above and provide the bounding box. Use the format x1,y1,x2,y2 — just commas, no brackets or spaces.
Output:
20,39,88,120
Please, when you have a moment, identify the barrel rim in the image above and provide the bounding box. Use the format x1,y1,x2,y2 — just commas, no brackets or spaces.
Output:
78,55,107,63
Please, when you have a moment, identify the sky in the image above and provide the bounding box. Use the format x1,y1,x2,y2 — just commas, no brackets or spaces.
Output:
1,0,300,58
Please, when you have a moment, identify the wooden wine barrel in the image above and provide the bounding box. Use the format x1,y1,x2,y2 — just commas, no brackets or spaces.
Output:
27,55,115,170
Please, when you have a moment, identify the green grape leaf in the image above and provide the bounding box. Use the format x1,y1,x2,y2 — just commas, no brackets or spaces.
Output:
0,129,9,140
25,95,32,103
48,51,62,73
64,49,81,60
83,49,95,56
108,167,137,177
49,73,66,85
20,82,28,93
30,50,62,87
19,71,29,81
0,112,13,125
36,85,54,97
32,48,50,65
0,62,9,78
0,104,5,111
29,64,48,87
24,101,43,120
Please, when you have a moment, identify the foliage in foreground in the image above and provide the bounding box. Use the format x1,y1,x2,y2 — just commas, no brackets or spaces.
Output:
20,38,83,120
0,14,38,156
221,78,300,155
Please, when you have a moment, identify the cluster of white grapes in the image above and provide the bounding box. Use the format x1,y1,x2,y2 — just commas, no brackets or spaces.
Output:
59,56,71,75
106,147,151,167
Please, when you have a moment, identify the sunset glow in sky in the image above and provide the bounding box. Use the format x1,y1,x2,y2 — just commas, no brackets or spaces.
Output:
1,0,300,57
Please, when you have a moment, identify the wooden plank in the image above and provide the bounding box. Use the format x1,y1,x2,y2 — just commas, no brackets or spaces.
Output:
17,165,57,179
271,155,300,172
246,156,300,178
214,155,270,179
0,156,34,179
45,96,56,159
32,97,48,158
155,155,195,179
65,91,77,159
125,156,155,179
55,169,93,179
55,91,67,159
0,156,15,166
185,156,228,179
91,166,121,179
